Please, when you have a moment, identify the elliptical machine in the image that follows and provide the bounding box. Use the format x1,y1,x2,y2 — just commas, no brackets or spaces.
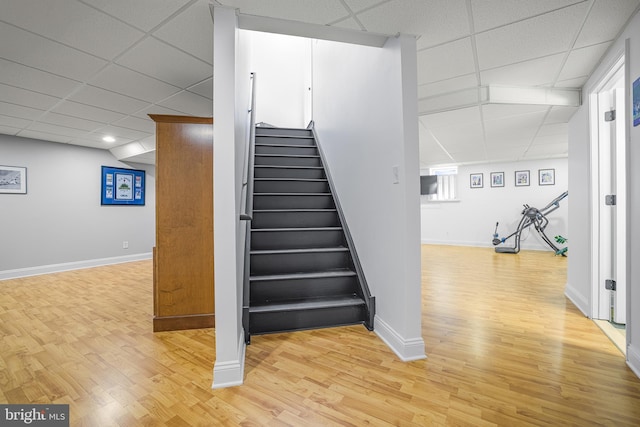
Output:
492,191,568,256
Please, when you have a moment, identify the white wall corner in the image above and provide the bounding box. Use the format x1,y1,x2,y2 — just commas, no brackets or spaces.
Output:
627,343,640,380
564,282,590,317
212,331,246,389
374,315,426,361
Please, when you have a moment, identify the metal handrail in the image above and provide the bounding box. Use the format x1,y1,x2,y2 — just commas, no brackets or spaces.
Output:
309,121,376,330
241,73,257,344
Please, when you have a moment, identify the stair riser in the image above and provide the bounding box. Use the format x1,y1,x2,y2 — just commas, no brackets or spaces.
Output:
254,167,324,179
255,155,321,167
250,251,350,275
255,128,312,137
255,145,318,155
249,304,366,334
252,211,340,229
254,180,329,193
253,194,334,210
250,276,358,303
251,229,345,250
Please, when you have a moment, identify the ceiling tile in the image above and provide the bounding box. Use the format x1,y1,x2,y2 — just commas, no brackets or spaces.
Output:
133,105,185,120
0,102,45,121
449,148,487,163
0,0,144,60
81,0,193,32
524,141,568,157
475,2,589,70
356,0,470,49
557,41,612,81
38,112,104,132
68,85,149,115
343,0,387,13
330,17,363,31
97,125,151,141
158,91,212,117
484,111,547,144
17,130,72,144
187,78,213,100
417,38,475,84
112,116,156,134
481,104,549,122
218,0,350,25
429,122,485,153
471,0,585,32
71,131,133,145
537,123,568,137
24,122,89,139
116,37,212,89
420,106,481,129
555,76,589,87
484,147,527,161
52,100,127,124
575,0,640,48
0,59,82,98
153,0,214,65
418,73,478,99
0,22,108,81
0,115,32,129
480,54,565,86
89,64,181,104
0,125,20,135
0,83,61,111
545,106,579,124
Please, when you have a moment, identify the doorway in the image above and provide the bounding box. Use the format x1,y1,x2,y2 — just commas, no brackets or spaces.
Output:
589,53,628,355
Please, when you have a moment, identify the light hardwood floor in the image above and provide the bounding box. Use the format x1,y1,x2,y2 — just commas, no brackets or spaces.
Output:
1,245,640,426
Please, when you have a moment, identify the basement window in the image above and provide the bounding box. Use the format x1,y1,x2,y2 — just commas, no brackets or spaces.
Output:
425,166,458,201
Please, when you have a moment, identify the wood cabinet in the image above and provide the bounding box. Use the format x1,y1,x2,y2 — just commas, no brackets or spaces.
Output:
150,115,214,332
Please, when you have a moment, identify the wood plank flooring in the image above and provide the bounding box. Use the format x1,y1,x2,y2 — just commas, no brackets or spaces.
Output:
1,245,640,426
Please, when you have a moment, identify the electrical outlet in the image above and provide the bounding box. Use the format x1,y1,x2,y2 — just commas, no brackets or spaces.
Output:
123,241,129,249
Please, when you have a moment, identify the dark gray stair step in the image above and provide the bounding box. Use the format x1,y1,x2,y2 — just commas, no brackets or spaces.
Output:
251,209,340,229
248,295,366,335
255,127,312,137
251,227,345,250
254,165,325,179
250,271,358,303
255,144,317,156
253,193,334,210
255,154,321,167
254,178,329,193
250,247,350,275
256,140,318,154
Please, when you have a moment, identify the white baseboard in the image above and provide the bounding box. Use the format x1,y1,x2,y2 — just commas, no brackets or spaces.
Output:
564,282,590,317
212,331,246,389
420,239,553,252
374,315,426,361
628,343,640,380
0,253,153,281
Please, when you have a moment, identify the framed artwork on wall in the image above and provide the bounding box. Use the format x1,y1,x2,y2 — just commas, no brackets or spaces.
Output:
0,165,27,194
101,166,146,206
490,172,504,187
515,170,530,187
470,173,483,188
538,168,555,186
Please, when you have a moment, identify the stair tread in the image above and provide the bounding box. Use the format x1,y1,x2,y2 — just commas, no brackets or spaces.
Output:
254,178,327,182
251,227,342,232
255,153,320,158
251,247,348,255
250,270,356,282
255,134,313,139
255,165,323,170
250,295,364,313
253,208,337,212
254,192,332,196
255,143,316,148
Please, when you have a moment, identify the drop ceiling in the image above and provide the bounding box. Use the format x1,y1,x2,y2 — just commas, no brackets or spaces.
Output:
0,0,638,167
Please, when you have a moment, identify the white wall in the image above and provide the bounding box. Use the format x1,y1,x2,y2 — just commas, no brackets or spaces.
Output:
246,31,310,129
313,35,425,361
421,158,569,251
568,9,640,378
0,134,155,278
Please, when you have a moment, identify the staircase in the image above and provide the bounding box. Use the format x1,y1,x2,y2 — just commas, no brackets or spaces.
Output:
244,125,374,342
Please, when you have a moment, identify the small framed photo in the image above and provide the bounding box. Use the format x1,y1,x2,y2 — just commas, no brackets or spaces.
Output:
490,172,504,188
0,165,27,194
470,173,483,188
538,168,555,186
515,170,530,187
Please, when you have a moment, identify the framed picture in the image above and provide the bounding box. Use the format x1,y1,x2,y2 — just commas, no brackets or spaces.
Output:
101,166,146,206
470,173,483,188
515,170,530,187
0,165,27,194
538,168,555,186
490,172,504,188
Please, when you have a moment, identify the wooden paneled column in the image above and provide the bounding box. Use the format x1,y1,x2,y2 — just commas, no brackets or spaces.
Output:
149,115,214,332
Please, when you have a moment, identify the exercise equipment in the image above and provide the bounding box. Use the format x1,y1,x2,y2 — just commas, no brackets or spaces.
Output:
492,191,568,256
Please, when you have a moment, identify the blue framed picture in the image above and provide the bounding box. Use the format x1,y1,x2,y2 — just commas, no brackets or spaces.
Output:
101,166,145,206
633,77,640,127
